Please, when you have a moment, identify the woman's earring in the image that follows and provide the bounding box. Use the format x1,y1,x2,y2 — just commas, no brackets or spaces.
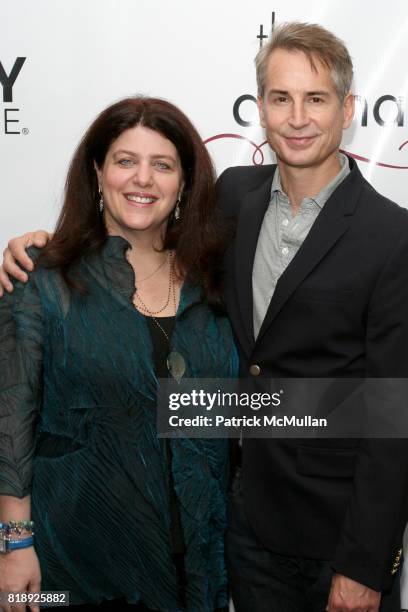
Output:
174,193,182,220
174,200,180,221
98,188,104,213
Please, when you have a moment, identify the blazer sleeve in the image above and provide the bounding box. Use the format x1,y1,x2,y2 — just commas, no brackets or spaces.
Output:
0,274,44,498
332,222,408,591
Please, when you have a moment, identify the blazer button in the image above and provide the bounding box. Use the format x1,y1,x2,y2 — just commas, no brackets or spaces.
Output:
249,364,261,376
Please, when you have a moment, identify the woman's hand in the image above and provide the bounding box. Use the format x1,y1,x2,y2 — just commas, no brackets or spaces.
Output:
0,547,41,612
0,231,50,297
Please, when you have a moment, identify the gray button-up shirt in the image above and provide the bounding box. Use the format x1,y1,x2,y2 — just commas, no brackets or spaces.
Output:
252,153,350,339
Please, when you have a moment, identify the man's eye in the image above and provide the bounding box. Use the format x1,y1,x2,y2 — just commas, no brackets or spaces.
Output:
310,97,323,104
275,97,288,104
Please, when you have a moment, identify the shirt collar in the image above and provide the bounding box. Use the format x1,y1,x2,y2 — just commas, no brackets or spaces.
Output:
271,152,350,209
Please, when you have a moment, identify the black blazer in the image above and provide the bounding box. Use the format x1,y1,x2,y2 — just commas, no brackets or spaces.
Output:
217,156,408,591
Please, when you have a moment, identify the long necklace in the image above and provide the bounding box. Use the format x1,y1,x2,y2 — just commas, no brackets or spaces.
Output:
134,253,186,382
133,252,174,315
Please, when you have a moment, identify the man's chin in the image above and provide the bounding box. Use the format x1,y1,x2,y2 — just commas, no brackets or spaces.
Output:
276,153,321,170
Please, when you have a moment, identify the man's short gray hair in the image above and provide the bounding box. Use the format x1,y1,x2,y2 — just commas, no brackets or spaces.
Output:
255,22,354,101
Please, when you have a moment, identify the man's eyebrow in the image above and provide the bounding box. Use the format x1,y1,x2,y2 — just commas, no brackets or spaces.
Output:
306,90,330,96
267,89,289,96
267,89,330,97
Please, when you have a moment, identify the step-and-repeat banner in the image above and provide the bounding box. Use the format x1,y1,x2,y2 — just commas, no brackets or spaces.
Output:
1,0,408,603
1,0,407,255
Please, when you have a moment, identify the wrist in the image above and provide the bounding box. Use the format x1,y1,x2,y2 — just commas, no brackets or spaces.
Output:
0,535,34,553
0,521,35,554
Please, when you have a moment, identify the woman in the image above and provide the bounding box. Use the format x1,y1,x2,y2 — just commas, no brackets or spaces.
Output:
0,97,237,612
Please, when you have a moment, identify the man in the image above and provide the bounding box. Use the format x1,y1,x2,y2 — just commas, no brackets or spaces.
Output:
1,21,408,612
217,22,408,612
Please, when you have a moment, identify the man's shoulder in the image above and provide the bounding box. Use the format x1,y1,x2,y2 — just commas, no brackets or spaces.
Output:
340,159,408,233
217,163,275,188
216,164,276,215
357,175,408,227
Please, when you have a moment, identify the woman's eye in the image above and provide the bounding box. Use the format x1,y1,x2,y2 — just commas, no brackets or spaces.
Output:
118,159,134,167
155,161,171,170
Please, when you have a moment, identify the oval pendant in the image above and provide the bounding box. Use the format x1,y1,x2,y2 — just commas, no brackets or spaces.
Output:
167,351,186,383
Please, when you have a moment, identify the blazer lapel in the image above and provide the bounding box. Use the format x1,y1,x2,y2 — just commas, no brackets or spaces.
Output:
234,169,276,352
256,161,364,344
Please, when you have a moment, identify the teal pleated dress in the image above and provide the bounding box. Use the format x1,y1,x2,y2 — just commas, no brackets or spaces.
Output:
0,236,238,611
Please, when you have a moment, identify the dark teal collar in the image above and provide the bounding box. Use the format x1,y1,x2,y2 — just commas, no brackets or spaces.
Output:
97,235,204,317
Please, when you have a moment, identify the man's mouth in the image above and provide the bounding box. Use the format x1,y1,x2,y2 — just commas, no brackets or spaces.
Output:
284,135,318,148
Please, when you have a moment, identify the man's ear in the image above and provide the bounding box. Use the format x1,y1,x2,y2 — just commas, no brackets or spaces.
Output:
257,95,266,128
342,92,355,130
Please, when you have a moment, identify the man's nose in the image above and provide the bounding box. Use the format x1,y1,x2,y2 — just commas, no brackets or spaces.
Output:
288,101,310,129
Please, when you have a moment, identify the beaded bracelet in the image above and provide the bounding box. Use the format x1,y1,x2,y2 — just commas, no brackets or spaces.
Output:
0,520,35,536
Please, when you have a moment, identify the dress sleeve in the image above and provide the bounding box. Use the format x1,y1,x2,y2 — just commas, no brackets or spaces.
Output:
0,275,44,498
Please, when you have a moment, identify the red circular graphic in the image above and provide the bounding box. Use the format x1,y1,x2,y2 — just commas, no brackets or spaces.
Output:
204,133,408,170
204,134,268,165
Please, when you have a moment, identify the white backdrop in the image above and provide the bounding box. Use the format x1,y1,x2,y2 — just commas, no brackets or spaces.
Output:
1,0,408,605
1,0,407,255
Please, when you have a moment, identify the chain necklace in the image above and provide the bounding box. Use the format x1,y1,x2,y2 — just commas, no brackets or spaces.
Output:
142,279,176,344
136,253,169,284
133,249,176,346
133,252,174,315
133,253,186,382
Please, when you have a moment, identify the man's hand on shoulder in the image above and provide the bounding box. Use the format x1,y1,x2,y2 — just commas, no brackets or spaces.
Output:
0,230,51,296
326,573,381,612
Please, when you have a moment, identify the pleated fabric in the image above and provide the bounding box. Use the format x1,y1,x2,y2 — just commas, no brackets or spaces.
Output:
0,236,238,611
